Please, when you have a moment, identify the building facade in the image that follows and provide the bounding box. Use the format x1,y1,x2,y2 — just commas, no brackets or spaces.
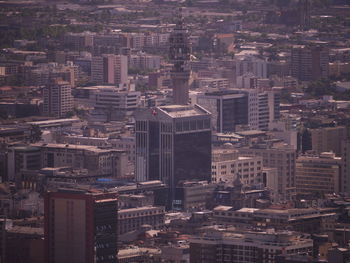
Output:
341,140,350,194
311,126,348,157
296,152,341,195
291,45,329,81
7,146,41,182
190,229,313,263
43,81,73,118
212,147,263,186
239,144,296,202
35,143,127,178
135,105,212,208
117,206,165,235
44,189,118,263
91,54,128,85
196,90,248,133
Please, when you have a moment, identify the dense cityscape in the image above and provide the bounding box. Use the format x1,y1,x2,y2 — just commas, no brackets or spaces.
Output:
0,0,350,262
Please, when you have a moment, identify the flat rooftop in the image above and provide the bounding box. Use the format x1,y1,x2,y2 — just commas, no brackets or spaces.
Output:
32,143,123,153
159,104,210,118
118,206,164,213
28,118,80,126
236,130,266,136
7,226,44,236
213,205,233,212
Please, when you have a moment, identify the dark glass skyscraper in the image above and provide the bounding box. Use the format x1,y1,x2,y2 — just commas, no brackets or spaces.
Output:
135,105,212,208
197,90,248,133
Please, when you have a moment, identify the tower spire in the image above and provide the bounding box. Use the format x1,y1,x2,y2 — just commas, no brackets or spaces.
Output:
169,7,191,105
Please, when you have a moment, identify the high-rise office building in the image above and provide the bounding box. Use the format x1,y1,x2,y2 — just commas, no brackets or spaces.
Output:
44,189,118,263
135,104,212,208
169,11,191,105
43,81,73,118
91,54,128,85
196,90,248,132
291,45,329,81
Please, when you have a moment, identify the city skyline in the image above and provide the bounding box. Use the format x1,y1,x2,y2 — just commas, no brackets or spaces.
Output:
0,0,350,262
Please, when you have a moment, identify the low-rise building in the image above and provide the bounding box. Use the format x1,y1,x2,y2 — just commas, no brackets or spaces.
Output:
239,143,296,202
174,181,216,211
117,247,161,263
117,206,165,235
254,208,337,234
213,206,259,228
161,245,190,263
190,228,313,263
212,146,263,186
296,152,341,195
34,143,127,178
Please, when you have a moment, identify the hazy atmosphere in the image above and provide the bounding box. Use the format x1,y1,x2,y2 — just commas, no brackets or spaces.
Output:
0,0,350,262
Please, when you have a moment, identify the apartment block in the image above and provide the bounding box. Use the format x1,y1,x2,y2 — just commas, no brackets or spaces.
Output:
43,81,73,118
91,54,128,85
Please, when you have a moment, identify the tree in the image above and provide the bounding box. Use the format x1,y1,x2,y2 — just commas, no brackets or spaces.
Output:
65,111,74,118
305,79,336,98
29,125,42,143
